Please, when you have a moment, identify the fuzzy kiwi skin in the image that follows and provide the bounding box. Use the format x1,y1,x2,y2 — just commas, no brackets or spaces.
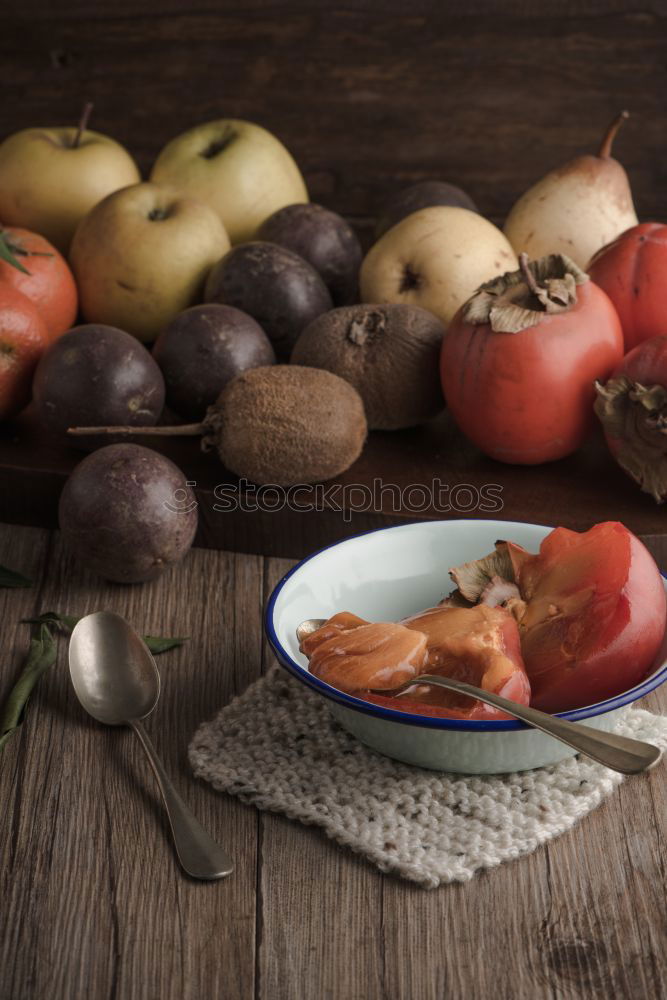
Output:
375,181,477,239
211,365,367,486
204,242,332,358
291,304,445,430
153,303,275,420
33,324,165,450
58,443,198,583
257,204,362,306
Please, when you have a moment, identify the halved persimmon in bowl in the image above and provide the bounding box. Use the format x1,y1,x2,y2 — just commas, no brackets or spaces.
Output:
265,520,667,774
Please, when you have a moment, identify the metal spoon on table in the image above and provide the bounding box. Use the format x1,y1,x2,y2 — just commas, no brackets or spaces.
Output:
69,611,233,880
296,619,662,776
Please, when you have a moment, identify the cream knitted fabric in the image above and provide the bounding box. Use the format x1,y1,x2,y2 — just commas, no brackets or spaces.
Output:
189,666,667,888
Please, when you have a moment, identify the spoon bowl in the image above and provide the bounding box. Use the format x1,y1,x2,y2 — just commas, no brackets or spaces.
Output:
70,611,160,725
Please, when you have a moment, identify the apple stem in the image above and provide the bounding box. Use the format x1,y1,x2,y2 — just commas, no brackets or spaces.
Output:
518,253,541,297
72,101,94,148
67,423,206,437
598,110,629,158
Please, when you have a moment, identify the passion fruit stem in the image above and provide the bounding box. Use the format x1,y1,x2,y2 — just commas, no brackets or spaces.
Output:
598,110,629,158
518,252,541,297
72,101,94,149
67,423,206,437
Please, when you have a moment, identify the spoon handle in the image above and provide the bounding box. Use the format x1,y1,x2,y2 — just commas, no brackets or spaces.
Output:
131,720,234,880
407,676,662,775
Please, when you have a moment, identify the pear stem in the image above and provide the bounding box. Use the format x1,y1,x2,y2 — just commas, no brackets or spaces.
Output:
598,110,629,158
71,101,94,149
67,423,205,437
518,253,541,297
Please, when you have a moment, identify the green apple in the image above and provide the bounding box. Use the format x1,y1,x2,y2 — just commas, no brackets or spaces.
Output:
150,119,308,243
69,182,230,343
0,116,141,254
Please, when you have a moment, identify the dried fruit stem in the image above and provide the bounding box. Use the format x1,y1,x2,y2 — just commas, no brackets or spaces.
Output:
594,376,667,503
72,102,94,148
518,253,541,297
67,423,205,437
598,110,629,158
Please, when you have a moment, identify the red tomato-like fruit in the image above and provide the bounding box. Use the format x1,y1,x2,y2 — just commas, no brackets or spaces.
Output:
595,334,667,502
0,284,49,419
588,223,667,351
510,522,666,713
0,227,78,343
441,255,624,464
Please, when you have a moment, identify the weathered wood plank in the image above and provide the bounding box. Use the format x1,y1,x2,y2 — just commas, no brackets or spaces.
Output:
256,557,387,1000
0,524,52,704
257,550,667,1000
3,521,667,1000
0,533,263,1000
534,681,667,1000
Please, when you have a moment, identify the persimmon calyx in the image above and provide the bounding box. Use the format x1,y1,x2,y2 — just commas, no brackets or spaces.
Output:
464,253,588,334
595,375,667,503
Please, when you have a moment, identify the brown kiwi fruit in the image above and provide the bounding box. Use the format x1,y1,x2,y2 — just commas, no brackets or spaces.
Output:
68,365,367,487
206,365,367,485
291,303,445,430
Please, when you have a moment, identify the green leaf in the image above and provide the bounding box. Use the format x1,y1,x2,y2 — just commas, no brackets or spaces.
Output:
21,611,188,654
0,233,30,275
0,624,57,752
21,611,78,632
0,564,32,588
143,635,188,654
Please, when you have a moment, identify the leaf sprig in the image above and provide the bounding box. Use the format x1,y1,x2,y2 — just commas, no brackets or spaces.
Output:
22,612,188,654
0,613,188,753
0,624,57,751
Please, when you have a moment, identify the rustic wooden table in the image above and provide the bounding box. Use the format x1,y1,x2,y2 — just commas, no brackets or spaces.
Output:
2,520,666,1000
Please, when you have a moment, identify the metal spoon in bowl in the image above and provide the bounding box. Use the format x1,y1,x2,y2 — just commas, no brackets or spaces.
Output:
69,611,233,880
296,619,661,776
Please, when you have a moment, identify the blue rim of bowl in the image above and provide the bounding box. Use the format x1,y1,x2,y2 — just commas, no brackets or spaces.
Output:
264,520,667,732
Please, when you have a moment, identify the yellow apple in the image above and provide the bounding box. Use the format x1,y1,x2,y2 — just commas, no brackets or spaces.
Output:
359,205,519,325
0,124,140,254
150,119,308,243
69,182,230,343
360,206,518,327
359,205,518,325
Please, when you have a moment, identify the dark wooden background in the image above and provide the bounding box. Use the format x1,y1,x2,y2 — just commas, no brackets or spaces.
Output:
2,0,667,239
1,0,667,554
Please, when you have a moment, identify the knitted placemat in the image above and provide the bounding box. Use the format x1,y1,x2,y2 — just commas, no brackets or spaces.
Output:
188,666,667,888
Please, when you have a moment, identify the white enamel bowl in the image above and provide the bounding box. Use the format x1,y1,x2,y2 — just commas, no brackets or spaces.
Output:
265,519,667,774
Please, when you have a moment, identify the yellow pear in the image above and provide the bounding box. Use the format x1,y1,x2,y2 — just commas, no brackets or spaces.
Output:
504,112,638,269
360,206,517,327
